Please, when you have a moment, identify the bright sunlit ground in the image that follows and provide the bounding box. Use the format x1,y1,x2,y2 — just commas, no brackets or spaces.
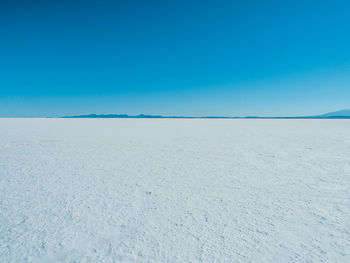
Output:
0,119,349,262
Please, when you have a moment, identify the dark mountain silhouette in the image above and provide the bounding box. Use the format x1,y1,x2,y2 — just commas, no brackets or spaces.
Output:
62,110,350,119
64,114,164,118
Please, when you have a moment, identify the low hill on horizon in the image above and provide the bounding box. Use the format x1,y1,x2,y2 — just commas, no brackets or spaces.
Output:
62,110,350,119
315,109,350,118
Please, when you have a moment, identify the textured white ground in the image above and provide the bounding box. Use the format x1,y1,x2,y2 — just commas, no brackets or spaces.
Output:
0,119,349,262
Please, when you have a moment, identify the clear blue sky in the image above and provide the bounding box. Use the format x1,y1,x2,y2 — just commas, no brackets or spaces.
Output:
1,0,349,117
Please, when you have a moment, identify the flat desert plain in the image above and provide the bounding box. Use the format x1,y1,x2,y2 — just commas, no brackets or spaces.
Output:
0,119,349,262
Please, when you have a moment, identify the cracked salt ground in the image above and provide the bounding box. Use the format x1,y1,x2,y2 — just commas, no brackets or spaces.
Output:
0,118,350,262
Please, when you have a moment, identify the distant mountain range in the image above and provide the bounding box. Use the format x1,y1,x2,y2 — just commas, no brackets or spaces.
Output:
63,110,350,119
314,109,350,118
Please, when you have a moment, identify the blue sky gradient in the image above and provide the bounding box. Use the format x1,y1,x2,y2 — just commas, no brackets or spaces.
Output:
1,0,350,117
